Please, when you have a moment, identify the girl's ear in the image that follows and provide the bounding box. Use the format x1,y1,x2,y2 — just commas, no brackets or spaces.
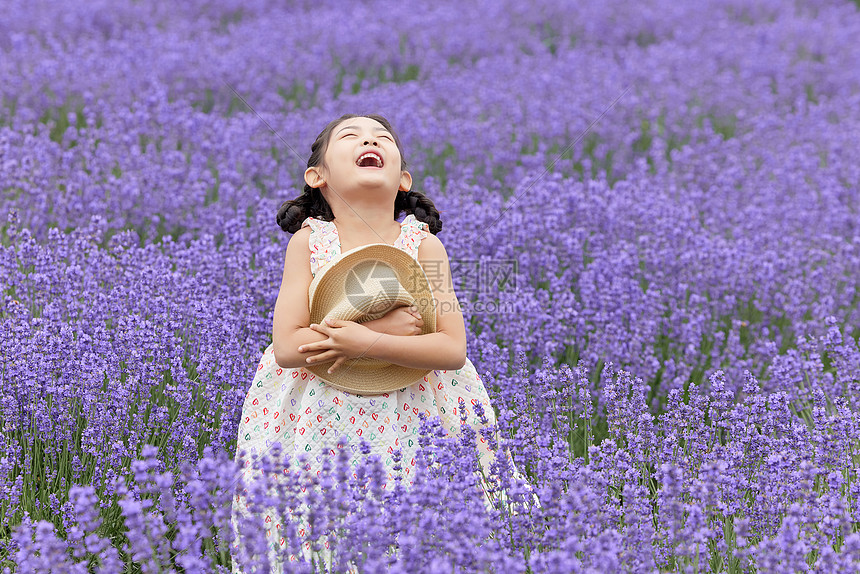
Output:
398,170,413,192
304,166,325,189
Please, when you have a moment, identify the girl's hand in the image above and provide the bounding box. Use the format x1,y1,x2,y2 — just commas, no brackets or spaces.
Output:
368,305,424,337
299,318,377,374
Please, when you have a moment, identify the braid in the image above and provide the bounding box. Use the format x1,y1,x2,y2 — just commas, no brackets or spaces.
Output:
275,183,334,234
395,189,442,235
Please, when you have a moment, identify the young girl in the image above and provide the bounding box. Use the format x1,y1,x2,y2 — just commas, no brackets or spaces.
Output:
231,114,530,569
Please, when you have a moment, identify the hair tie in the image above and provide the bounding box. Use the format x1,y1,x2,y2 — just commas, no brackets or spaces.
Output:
404,190,413,202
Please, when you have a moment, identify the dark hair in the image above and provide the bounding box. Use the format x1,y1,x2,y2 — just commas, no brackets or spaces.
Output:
275,113,442,235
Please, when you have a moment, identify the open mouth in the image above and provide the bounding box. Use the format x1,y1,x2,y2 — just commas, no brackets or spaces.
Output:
356,151,384,168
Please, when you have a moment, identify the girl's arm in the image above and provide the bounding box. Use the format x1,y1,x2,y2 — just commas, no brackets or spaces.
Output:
271,226,336,369
363,233,467,370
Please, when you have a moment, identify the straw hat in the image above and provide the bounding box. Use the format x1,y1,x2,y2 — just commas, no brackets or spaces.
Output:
305,243,437,395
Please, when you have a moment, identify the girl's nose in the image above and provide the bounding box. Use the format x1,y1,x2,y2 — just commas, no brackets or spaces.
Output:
362,138,379,146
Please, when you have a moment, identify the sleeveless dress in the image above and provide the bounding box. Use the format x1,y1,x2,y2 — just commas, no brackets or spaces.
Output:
230,214,525,570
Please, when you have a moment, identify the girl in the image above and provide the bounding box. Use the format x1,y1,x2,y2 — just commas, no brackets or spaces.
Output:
231,113,530,569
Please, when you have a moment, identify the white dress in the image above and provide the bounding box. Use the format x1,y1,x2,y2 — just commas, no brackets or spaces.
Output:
230,214,528,569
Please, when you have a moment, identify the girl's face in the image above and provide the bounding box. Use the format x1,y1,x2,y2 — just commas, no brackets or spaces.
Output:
306,116,411,199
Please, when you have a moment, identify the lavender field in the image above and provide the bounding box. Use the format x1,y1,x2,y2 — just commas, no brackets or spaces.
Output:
2,0,860,571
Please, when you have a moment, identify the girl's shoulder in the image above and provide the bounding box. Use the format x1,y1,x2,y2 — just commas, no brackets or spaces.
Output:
285,219,313,257
414,225,446,265
286,224,312,255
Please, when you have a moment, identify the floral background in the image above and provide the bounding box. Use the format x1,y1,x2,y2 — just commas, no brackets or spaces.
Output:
2,0,860,571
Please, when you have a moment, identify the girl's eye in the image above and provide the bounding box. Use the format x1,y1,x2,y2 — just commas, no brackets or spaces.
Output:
341,132,391,140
